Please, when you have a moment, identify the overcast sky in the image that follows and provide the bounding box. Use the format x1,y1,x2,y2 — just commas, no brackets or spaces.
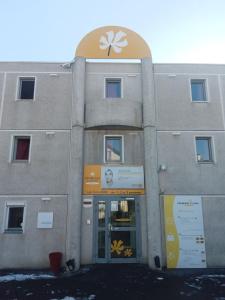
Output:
0,0,225,63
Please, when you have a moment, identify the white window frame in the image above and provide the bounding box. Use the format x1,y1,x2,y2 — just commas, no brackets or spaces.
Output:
104,77,123,99
194,135,215,163
104,135,124,163
3,202,26,234
15,76,36,101
9,134,32,163
189,78,209,103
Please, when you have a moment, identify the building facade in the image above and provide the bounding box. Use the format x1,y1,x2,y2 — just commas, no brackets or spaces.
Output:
1,26,225,269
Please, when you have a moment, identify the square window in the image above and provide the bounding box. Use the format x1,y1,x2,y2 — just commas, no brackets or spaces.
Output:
12,136,30,161
195,137,213,162
18,77,35,99
191,80,206,101
105,79,121,98
6,206,24,232
105,136,123,162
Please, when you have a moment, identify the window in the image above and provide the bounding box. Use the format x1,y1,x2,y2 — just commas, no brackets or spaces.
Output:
5,205,24,233
105,78,121,98
104,136,123,163
18,77,35,100
191,79,206,101
12,136,30,161
195,137,213,162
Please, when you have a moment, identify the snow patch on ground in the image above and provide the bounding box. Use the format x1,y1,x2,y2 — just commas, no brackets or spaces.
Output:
182,273,225,298
0,273,55,282
197,274,225,279
51,296,94,300
51,296,96,300
51,297,76,300
185,283,202,290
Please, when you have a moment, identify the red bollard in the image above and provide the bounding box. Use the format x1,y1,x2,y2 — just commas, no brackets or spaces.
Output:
49,252,62,274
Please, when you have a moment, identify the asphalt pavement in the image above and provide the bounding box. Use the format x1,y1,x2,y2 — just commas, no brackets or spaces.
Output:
0,264,225,300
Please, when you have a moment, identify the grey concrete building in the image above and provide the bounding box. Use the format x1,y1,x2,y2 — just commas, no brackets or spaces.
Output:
0,26,225,270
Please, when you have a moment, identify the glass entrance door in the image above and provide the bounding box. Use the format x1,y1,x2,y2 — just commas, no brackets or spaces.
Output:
95,197,139,262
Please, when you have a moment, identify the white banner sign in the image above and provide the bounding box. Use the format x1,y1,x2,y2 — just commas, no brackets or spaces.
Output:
101,166,144,189
164,195,206,268
37,212,53,229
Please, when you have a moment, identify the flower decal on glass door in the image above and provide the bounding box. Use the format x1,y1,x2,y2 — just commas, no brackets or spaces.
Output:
111,240,124,255
124,248,133,257
99,31,128,56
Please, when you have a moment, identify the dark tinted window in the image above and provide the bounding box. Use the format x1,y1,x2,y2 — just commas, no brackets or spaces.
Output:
19,78,35,99
13,137,30,160
7,207,24,230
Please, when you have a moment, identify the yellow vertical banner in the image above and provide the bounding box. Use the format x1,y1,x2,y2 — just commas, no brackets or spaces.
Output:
164,195,206,268
83,165,101,195
164,195,179,268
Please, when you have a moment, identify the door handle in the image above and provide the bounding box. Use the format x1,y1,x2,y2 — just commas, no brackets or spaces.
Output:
108,223,112,232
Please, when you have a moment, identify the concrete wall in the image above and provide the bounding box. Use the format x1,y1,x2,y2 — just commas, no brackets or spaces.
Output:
84,130,144,165
0,62,71,73
81,196,94,264
157,131,225,195
85,100,142,128
0,131,70,194
139,195,148,263
0,62,71,268
1,60,225,268
202,196,225,267
0,195,67,269
155,75,224,131
0,73,5,123
155,65,225,267
1,72,72,130
154,64,225,131
85,62,142,128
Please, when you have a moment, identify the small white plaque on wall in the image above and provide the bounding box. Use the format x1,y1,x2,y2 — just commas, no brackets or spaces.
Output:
37,212,53,229
83,198,93,208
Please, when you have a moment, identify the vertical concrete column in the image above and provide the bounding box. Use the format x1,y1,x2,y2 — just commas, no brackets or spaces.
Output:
66,57,85,270
142,58,162,269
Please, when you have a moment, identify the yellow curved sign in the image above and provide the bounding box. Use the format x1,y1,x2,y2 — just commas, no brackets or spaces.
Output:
164,195,179,268
164,195,206,268
75,26,151,59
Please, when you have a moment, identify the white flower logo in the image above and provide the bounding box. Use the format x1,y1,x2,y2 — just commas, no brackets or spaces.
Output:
99,31,128,56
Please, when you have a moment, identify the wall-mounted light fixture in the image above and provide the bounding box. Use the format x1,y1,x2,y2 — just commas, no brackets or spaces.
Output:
41,197,51,201
46,131,55,138
168,74,176,78
49,73,59,77
172,132,181,136
159,164,167,172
